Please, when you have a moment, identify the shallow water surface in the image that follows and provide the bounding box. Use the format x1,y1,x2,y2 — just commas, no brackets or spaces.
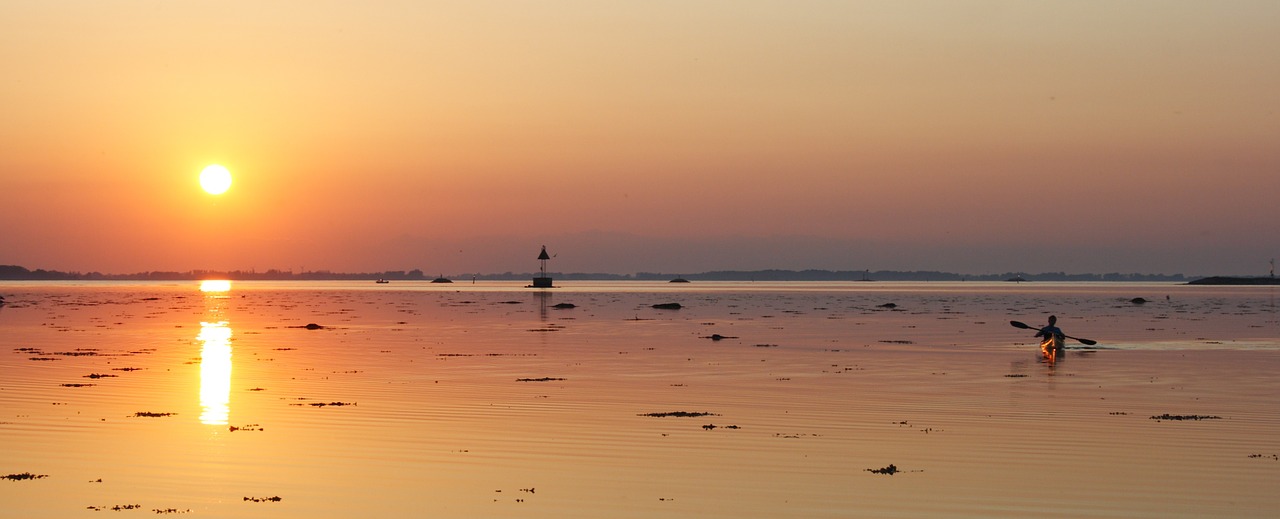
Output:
2,281,1278,517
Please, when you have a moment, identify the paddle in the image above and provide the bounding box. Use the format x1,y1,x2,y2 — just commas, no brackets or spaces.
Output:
1009,320,1097,346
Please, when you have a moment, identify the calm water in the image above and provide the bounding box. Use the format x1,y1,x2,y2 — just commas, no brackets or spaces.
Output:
2,281,1278,517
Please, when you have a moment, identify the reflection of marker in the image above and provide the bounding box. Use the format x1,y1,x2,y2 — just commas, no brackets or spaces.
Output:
198,321,232,425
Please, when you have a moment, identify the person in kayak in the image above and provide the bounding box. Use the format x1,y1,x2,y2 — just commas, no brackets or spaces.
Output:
1034,315,1064,342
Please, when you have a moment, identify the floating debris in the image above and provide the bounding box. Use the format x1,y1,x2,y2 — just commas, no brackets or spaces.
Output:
639,411,717,418
243,496,282,502
1130,297,1149,304
651,303,682,310
86,504,142,511
3,472,48,481
1004,374,1028,378
1150,414,1221,421
877,303,897,309
229,424,264,432
1248,454,1279,460
292,323,324,330
292,402,355,407
701,334,738,341
153,508,191,514
516,377,566,382
133,412,176,418
435,351,535,356
552,303,576,309
60,383,95,388
866,464,898,475
84,373,118,379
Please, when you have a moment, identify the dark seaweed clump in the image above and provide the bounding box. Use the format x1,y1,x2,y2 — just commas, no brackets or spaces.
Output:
133,412,176,418
86,504,141,511
866,464,898,475
639,411,717,418
3,472,48,481
1149,414,1221,421
244,496,282,502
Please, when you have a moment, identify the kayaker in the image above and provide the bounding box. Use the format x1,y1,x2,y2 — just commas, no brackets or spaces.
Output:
1034,315,1064,341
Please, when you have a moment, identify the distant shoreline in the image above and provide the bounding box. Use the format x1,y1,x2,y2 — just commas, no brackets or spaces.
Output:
1185,276,1280,285
1,264,1197,282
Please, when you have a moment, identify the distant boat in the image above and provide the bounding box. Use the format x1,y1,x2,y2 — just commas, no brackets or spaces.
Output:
375,279,389,284
431,275,452,283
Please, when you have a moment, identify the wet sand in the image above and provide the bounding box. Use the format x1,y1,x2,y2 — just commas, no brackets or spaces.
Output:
1,281,1278,517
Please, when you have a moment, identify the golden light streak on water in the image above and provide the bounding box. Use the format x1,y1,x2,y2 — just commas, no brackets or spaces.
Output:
197,320,233,425
199,279,232,293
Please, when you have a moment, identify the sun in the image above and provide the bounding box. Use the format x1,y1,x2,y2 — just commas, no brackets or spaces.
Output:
199,165,233,195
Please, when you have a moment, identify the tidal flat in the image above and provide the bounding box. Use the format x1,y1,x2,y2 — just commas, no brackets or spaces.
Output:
1,280,1278,518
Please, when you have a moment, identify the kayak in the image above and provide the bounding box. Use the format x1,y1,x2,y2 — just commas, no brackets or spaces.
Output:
1040,334,1064,358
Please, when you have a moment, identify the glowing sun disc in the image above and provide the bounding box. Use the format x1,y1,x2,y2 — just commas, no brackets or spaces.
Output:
200,165,233,195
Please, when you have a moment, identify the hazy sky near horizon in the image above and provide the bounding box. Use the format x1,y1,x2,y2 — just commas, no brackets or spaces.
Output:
2,1,1277,276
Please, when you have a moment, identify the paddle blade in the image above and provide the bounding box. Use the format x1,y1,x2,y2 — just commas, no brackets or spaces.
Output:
1009,320,1033,330
1075,337,1097,346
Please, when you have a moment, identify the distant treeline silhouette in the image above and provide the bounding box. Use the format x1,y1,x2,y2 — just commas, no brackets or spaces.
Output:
1,264,1188,282
0,265,430,281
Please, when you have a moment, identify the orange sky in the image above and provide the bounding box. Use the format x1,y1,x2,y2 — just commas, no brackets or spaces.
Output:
2,2,1277,276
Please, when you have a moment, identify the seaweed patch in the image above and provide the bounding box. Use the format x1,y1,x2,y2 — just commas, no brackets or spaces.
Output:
639,411,717,418
3,472,48,481
1149,414,1221,421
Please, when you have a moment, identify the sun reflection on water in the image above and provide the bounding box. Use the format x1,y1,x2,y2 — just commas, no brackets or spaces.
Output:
197,280,233,425
199,279,232,293
198,321,233,425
